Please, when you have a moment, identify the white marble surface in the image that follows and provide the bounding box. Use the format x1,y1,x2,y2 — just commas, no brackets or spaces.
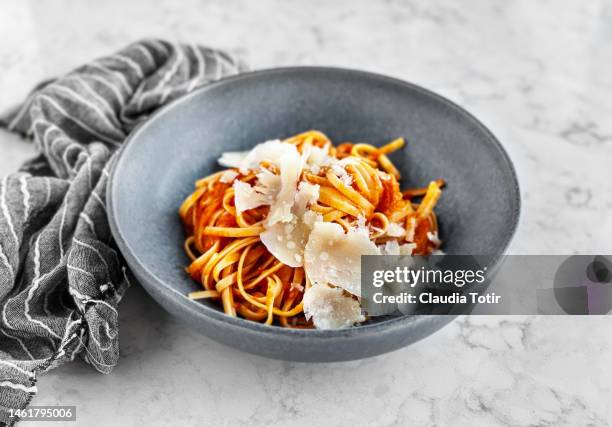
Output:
1,0,612,425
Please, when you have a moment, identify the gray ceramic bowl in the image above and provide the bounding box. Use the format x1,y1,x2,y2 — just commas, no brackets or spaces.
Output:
108,67,520,362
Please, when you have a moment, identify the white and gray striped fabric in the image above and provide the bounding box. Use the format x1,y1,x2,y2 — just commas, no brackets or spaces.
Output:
0,39,246,425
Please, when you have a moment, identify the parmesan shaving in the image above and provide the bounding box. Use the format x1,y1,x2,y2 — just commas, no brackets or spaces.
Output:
305,145,333,174
260,182,320,268
331,163,353,187
294,182,320,215
233,181,268,213
400,243,417,255
218,151,248,168
379,241,416,256
380,240,400,255
237,140,285,173
304,222,380,297
427,231,442,245
253,168,280,200
265,143,302,225
386,222,406,238
303,283,365,329
354,215,368,235
220,170,239,183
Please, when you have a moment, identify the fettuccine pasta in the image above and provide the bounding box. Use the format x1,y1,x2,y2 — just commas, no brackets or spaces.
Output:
179,131,444,329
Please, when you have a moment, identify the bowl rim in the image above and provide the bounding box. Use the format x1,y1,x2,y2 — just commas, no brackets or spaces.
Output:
107,66,521,338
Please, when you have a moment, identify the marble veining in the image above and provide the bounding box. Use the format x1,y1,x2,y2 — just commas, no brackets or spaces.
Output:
1,0,611,425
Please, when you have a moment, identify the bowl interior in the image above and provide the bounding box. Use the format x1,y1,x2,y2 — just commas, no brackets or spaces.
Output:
109,67,519,328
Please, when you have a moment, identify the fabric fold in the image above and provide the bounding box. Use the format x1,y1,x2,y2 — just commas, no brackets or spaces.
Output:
0,39,246,424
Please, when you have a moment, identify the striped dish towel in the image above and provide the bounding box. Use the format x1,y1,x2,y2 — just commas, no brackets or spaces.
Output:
0,39,246,425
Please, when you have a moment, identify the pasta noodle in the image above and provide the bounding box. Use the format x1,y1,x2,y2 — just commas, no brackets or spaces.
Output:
179,130,444,328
